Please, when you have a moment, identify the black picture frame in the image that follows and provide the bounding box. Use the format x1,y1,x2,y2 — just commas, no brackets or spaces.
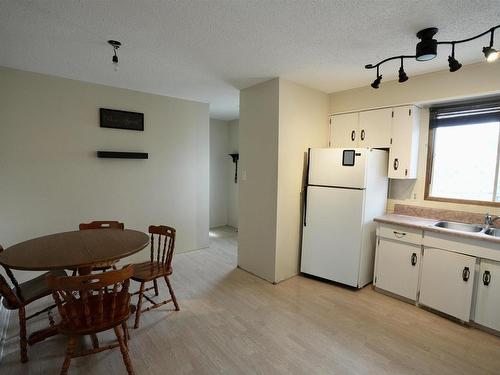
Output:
100,108,144,131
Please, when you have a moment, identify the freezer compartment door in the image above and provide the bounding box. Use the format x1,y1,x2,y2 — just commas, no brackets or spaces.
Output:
308,148,367,189
301,186,364,287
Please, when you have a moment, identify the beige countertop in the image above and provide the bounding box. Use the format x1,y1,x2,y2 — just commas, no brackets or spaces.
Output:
374,214,500,245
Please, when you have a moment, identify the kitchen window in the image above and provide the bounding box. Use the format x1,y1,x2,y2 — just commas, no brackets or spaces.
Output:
425,99,500,206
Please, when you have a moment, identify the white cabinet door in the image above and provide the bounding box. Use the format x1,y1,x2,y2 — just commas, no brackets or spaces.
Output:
375,238,421,300
419,247,476,321
358,108,392,148
330,113,359,148
388,106,420,179
475,259,500,331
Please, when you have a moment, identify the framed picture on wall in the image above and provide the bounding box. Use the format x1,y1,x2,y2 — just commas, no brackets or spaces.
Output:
100,108,144,131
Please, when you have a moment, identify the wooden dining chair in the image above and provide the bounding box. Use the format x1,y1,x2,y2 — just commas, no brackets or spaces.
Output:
46,265,135,375
131,225,179,329
77,221,125,273
78,221,125,231
0,245,67,363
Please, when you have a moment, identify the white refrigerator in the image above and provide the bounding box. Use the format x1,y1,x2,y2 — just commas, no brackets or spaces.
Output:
300,148,388,288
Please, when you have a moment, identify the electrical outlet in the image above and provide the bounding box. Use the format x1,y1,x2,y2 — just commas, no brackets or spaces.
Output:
413,193,417,200
241,170,247,181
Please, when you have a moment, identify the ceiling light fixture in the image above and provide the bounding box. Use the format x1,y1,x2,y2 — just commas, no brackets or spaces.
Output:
108,40,121,71
365,24,500,89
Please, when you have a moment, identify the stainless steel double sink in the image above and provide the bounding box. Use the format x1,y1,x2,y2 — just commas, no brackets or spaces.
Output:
433,221,499,237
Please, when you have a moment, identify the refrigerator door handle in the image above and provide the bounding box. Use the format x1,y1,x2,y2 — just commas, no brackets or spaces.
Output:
303,148,311,227
303,184,308,227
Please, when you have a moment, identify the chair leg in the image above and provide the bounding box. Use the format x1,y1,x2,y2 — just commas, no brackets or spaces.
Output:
90,334,99,349
18,307,28,363
164,276,180,311
134,282,145,329
122,322,130,345
153,279,159,296
60,336,77,375
114,326,135,375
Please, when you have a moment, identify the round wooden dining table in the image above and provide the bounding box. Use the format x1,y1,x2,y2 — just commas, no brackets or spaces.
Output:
0,229,149,274
0,228,149,346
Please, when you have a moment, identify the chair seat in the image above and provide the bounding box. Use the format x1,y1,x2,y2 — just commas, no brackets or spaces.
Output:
131,261,172,282
2,269,68,309
58,292,131,335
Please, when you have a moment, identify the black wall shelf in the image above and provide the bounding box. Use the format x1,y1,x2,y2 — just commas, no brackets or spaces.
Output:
97,151,148,159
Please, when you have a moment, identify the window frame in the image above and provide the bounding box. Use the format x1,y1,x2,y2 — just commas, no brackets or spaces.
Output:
424,100,500,208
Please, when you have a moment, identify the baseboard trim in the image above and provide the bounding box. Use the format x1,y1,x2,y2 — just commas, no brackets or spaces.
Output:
0,299,12,365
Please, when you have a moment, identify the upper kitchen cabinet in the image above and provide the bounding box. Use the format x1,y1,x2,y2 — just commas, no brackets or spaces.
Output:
329,112,358,148
358,108,392,148
388,105,420,179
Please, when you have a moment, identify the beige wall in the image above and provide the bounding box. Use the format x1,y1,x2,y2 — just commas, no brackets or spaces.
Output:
209,119,230,227
330,62,500,216
228,120,239,228
275,79,329,282
0,67,209,282
238,78,279,283
238,78,328,283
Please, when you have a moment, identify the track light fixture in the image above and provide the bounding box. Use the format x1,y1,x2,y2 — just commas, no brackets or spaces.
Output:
398,58,408,83
371,66,382,89
108,40,121,71
365,24,499,89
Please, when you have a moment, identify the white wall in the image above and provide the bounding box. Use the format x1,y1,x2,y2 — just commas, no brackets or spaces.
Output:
209,119,230,227
275,79,329,282
239,78,279,283
227,120,239,228
0,67,210,281
238,78,329,283
330,62,500,216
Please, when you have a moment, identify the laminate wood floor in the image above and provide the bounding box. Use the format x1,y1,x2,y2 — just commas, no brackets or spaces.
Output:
1,226,500,374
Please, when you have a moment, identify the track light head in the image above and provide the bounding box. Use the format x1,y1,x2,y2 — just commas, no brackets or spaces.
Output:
448,55,462,72
371,75,382,89
398,66,408,83
398,58,408,83
483,46,499,62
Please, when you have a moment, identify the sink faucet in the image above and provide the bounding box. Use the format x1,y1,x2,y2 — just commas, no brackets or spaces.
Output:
485,213,500,228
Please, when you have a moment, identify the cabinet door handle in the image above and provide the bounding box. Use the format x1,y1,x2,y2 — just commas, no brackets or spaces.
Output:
393,158,399,170
360,129,365,141
393,231,406,238
462,267,470,282
483,270,491,286
410,253,417,266
351,130,356,141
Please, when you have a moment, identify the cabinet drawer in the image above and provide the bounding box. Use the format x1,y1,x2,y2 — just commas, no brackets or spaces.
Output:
378,225,422,245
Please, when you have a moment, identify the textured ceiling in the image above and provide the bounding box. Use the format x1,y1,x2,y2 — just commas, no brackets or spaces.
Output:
1,1,499,120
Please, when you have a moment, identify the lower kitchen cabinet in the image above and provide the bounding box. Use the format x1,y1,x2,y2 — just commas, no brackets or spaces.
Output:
375,238,421,301
419,247,476,322
474,259,500,331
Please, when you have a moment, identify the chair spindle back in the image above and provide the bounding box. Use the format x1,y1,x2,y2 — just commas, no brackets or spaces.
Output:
46,266,133,330
149,225,176,267
0,245,24,303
